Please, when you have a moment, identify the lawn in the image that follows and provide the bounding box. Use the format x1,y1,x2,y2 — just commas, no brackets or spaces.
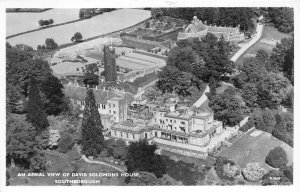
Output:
7,9,151,48
261,25,291,41
235,25,291,66
219,128,293,171
6,9,80,36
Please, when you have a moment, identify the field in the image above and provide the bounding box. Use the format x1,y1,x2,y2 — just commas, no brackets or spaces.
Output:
7,9,151,48
6,9,80,36
219,128,293,171
235,25,291,66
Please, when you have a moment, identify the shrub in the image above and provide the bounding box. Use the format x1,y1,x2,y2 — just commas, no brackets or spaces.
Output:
265,147,288,168
242,163,266,182
223,163,240,178
30,153,47,172
214,156,236,181
57,133,74,153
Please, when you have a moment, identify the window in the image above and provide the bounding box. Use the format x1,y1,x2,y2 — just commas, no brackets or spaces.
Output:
113,111,116,114
114,131,116,136
166,119,168,122
114,117,116,121
155,132,157,137
174,120,176,123
133,134,135,139
109,103,111,108
102,104,106,109
121,132,123,137
126,133,128,138
109,110,111,114
145,133,147,139
113,104,115,108
170,120,172,123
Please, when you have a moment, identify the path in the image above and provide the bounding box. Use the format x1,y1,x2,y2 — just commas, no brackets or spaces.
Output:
81,155,126,173
230,23,264,62
75,145,126,173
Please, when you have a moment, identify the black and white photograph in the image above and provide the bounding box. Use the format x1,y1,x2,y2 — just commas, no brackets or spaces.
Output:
0,0,297,190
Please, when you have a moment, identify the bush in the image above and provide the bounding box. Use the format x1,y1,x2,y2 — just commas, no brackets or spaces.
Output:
265,147,288,168
242,163,266,182
223,163,240,178
57,133,74,153
214,156,236,181
30,153,47,172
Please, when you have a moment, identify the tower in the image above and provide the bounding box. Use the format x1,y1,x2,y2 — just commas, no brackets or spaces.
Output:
103,45,117,82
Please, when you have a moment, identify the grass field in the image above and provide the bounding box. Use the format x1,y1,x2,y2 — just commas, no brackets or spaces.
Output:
6,9,80,36
219,128,293,171
235,25,291,66
7,9,151,48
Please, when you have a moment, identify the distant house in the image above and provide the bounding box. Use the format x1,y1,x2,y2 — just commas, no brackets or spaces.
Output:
177,16,245,42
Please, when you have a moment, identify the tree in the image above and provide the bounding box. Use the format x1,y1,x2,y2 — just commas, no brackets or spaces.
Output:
71,32,83,43
26,77,49,132
39,75,68,115
6,114,37,168
38,19,44,27
6,114,46,172
45,38,58,49
156,65,181,93
6,84,23,113
125,140,166,178
49,19,54,25
209,92,243,126
79,9,85,19
269,38,294,84
82,72,99,88
6,42,12,48
208,76,217,96
151,8,164,19
241,83,258,108
265,147,288,168
266,8,293,33
81,89,105,157
57,133,75,153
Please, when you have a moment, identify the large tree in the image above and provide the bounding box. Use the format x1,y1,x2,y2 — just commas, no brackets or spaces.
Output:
81,89,105,157
269,37,294,84
6,114,46,171
125,140,166,178
71,32,83,43
39,75,68,115
209,92,243,126
26,77,49,132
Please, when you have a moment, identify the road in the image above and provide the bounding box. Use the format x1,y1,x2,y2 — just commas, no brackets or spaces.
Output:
230,23,264,62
